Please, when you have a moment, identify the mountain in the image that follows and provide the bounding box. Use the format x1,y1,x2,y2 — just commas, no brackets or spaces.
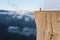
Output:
0,10,10,12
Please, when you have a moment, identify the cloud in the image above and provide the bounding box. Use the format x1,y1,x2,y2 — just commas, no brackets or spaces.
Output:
19,27,36,36
17,16,23,19
8,26,19,33
8,12,15,15
8,26,36,36
24,17,30,22
27,15,34,20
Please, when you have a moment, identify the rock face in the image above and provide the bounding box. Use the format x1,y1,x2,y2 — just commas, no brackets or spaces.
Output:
34,11,60,40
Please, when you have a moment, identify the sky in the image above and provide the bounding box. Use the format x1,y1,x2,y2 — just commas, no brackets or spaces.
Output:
0,0,43,11
0,0,60,11
43,0,60,10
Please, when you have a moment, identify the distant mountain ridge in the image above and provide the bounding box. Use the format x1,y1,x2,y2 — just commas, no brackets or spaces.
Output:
0,10,10,12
